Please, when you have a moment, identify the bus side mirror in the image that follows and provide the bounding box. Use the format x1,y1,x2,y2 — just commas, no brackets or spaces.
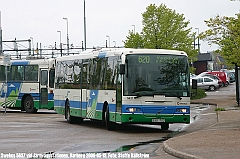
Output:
120,64,125,75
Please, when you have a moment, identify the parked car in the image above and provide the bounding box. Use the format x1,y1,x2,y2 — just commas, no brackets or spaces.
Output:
205,71,230,87
191,76,219,91
226,71,235,83
197,73,224,87
220,69,235,83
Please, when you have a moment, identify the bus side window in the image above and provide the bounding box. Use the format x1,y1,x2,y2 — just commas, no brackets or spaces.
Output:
49,69,55,88
12,66,23,81
0,66,6,81
25,65,38,81
41,70,48,85
15,72,22,80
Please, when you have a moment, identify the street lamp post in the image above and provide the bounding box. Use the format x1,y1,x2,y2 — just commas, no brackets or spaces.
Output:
234,63,240,106
30,37,34,56
0,11,2,56
195,28,200,53
113,41,116,47
57,31,62,56
63,17,69,55
132,25,135,34
83,0,87,50
106,35,110,48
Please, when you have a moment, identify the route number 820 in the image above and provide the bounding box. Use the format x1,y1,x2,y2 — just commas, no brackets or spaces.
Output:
138,56,150,63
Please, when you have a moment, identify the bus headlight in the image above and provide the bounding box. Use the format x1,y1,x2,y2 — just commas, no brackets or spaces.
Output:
176,108,187,113
128,108,136,112
126,107,141,112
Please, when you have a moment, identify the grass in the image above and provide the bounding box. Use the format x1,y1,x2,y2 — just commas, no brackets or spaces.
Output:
215,107,226,111
190,88,207,100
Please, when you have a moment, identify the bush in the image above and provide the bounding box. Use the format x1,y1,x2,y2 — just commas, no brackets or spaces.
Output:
190,88,206,100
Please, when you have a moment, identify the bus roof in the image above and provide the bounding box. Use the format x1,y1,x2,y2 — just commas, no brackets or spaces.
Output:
0,57,55,65
56,48,188,62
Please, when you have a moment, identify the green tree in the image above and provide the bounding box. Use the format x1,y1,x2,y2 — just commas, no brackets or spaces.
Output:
199,13,240,66
124,32,144,48
124,3,198,68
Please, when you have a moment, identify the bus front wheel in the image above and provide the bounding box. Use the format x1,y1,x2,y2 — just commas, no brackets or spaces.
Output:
105,105,115,130
24,96,37,113
65,101,74,124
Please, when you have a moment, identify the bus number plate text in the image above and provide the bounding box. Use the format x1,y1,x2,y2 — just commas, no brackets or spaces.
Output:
152,119,165,122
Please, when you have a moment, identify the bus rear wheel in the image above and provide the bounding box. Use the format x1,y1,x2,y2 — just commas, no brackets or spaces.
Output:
65,101,74,124
24,96,37,113
105,105,115,130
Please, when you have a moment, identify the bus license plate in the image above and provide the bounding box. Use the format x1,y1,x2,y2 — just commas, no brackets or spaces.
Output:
152,119,165,122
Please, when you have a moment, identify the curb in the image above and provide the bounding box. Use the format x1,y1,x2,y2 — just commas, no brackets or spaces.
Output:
190,101,217,106
162,102,215,159
163,142,202,159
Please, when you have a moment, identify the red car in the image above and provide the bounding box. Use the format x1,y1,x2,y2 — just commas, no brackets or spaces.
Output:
205,71,229,87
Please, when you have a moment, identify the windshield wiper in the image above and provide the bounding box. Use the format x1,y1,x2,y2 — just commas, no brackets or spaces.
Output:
133,91,154,99
152,91,182,100
134,92,142,99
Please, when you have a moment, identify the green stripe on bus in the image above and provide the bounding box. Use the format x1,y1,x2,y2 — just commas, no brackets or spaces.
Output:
54,107,190,124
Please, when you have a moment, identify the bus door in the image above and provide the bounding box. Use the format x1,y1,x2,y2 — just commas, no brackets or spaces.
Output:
116,72,123,122
40,69,48,106
80,88,87,118
85,89,90,118
86,89,99,119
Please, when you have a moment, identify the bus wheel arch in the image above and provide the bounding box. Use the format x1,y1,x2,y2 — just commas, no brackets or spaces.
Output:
23,95,37,113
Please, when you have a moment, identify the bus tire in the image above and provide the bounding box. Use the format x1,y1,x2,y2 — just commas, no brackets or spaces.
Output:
102,103,107,124
105,105,115,130
24,96,37,113
65,101,74,124
161,123,169,130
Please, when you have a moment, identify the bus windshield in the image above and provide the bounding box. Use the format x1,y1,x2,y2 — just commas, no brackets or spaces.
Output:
123,54,190,97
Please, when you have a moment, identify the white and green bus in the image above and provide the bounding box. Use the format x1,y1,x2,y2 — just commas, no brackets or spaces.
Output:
0,56,55,113
54,48,190,130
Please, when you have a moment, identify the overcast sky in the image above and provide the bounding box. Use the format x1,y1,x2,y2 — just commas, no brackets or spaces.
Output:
0,0,239,54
